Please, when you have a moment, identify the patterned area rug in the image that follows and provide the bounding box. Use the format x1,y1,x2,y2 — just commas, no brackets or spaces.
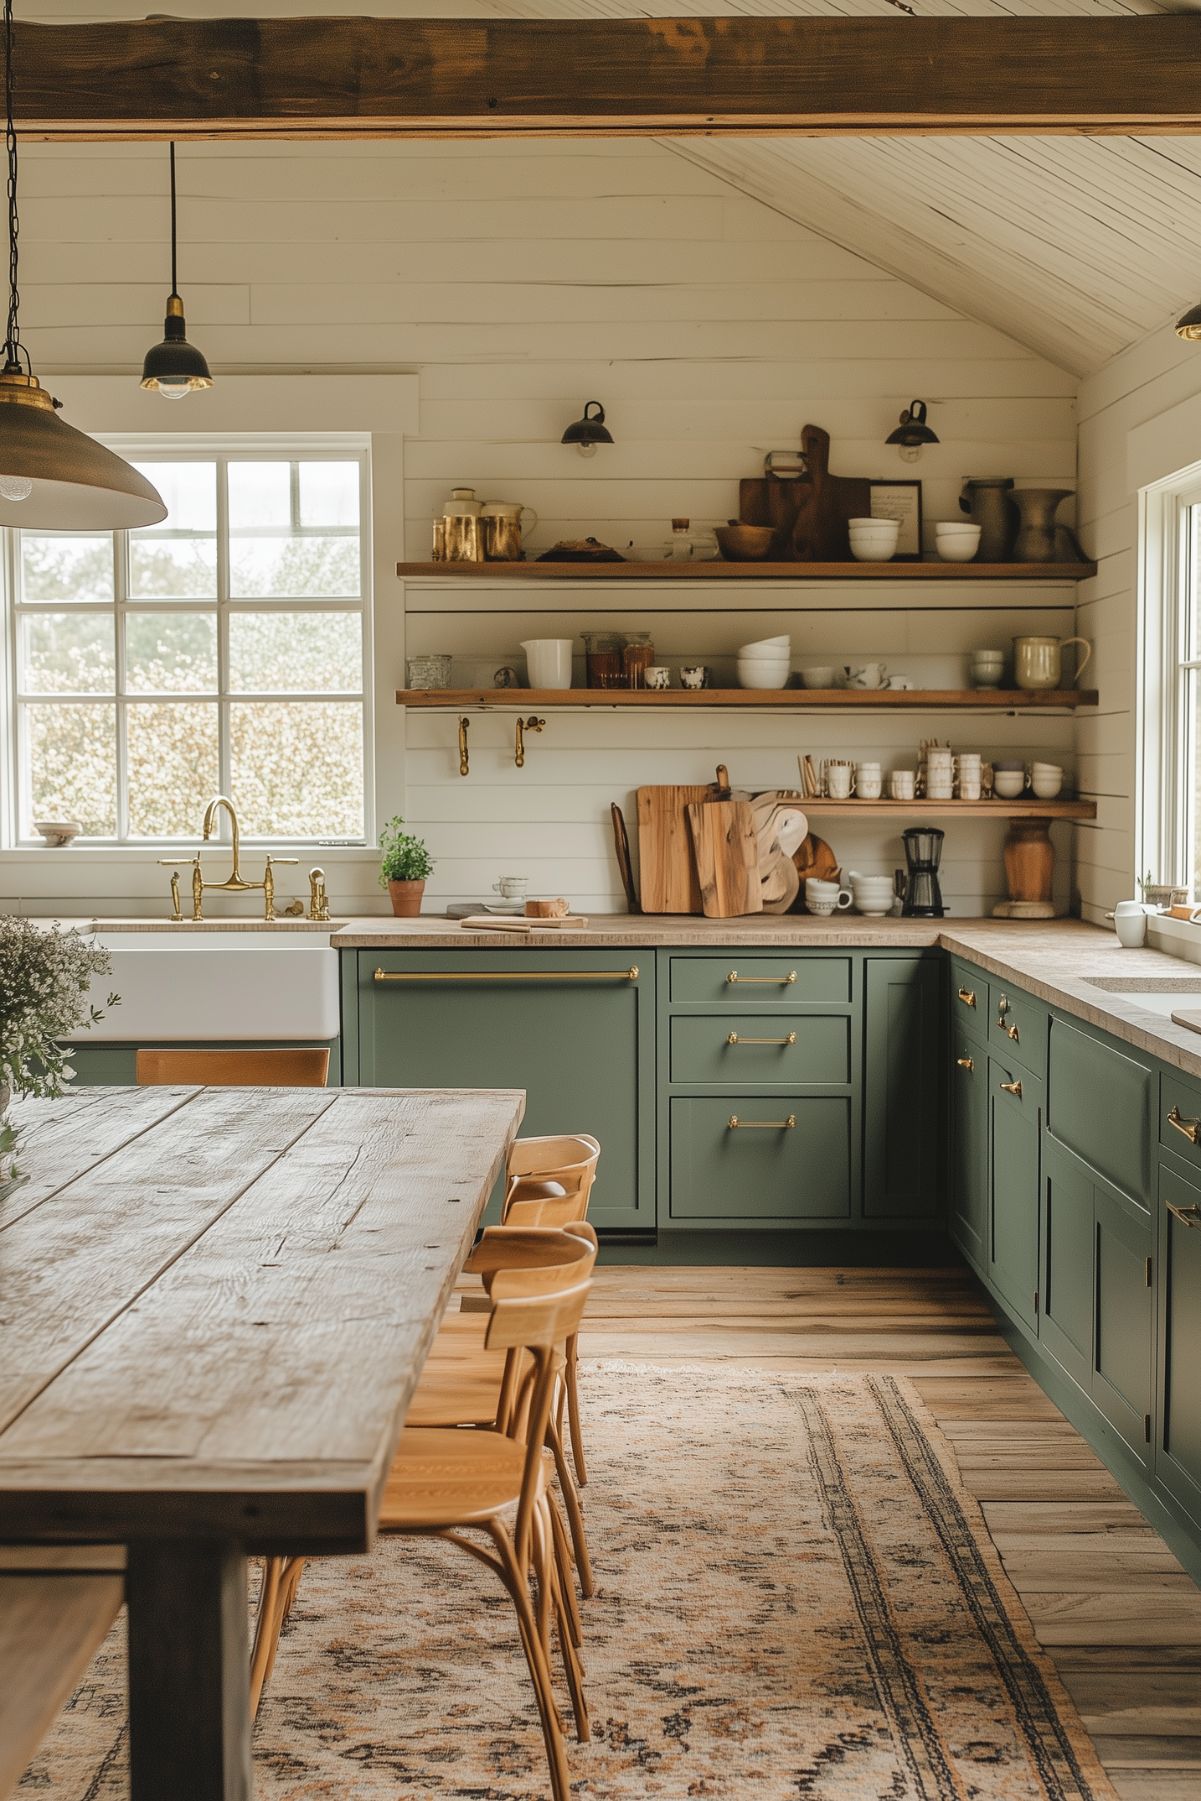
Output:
21,1363,1117,1800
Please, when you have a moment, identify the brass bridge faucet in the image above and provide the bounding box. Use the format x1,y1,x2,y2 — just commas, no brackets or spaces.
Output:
159,794,297,921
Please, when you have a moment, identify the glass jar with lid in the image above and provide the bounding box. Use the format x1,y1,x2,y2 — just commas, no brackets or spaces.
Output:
582,630,623,689
622,631,655,689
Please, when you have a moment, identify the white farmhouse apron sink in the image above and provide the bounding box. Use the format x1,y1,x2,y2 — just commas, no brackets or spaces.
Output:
74,930,341,1043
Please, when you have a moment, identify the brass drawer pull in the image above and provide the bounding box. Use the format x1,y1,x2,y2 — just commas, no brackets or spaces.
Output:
727,1114,796,1130
726,969,797,986
1167,1104,1201,1145
727,1032,797,1047
374,966,638,984
956,1056,974,1071
999,1079,1023,1099
996,994,1009,1027
1006,1022,1020,1042
1167,1200,1201,1229
957,986,976,1008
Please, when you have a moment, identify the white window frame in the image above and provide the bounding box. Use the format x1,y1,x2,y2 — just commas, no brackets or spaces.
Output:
1139,463,1201,892
4,433,374,850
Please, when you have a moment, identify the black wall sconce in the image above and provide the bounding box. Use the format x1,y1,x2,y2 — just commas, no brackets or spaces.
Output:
561,401,613,459
886,399,939,463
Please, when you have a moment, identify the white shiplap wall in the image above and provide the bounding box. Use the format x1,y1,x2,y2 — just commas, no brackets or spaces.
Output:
10,138,1078,916
1074,325,1201,922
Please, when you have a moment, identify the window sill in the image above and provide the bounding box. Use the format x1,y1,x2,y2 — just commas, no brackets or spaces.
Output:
0,844,375,863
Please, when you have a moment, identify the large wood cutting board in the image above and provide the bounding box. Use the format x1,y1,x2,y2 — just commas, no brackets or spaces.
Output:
636,783,714,913
687,800,762,919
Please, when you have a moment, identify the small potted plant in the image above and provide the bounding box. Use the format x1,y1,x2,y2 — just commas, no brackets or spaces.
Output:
0,916,118,1116
378,817,434,917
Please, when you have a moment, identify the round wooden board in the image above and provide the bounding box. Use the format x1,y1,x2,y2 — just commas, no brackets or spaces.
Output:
790,832,839,911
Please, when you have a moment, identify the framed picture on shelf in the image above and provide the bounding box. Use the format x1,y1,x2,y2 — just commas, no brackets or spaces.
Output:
869,481,923,559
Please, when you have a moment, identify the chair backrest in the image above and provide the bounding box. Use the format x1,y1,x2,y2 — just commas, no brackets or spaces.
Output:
484,1276,593,1558
136,1047,330,1088
502,1134,600,1228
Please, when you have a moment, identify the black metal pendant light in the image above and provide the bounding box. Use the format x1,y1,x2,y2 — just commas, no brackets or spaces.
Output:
0,0,165,526
561,400,613,458
885,398,939,463
140,143,213,400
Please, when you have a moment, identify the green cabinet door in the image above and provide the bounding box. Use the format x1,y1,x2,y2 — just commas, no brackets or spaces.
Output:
669,1095,851,1223
1040,1134,1094,1392
949,1039,988,1272
1157,1161,1201,1525
989,1058,1042,1334
863,956,945,1220
357,949,653,1230
1091,1185,1154,1462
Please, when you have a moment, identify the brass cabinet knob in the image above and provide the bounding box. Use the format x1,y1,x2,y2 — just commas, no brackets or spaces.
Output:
956,1056,974,1071
1167,1104,1201,1145
957,987,976,1008
999,1079,1023,1099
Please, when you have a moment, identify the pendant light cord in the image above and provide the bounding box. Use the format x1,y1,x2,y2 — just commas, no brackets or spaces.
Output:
168,139,178,298
2,0,25,373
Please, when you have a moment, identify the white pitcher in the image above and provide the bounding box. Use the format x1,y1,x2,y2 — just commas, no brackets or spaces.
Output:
1012,634,1092,691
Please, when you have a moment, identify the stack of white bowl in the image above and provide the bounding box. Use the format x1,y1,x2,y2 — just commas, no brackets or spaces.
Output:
1031,761,1064,799
737,636,791,690
847,517,899,563
934,522,982,563
969,648,1006,688
848,871,897,917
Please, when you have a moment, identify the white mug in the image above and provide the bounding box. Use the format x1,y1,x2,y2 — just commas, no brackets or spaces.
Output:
857,773,884,799
844,662,888,690
959,777,982,800
890,771,916,800
644,665,672,690
826,766,855,799
806,878,853,912
680,665,709,690
1112,899,1150,948
926,780,954,800
493,875,528,899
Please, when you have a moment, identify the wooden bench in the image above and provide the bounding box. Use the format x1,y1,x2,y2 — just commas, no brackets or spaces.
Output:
0,1549,124,1797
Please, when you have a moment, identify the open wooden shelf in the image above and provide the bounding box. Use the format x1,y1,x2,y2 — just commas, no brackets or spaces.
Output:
797,798,1096,819
397,559,1096,582
396,687,1098,711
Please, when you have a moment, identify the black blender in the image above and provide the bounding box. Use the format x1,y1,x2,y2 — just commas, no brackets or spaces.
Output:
899,827,946,918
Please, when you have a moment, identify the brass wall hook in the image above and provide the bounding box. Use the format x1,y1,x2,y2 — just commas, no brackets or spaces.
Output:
458,715,470,777
515,714,545,768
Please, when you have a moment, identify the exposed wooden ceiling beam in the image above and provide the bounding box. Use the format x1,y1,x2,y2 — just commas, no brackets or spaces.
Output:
14,16,1201,141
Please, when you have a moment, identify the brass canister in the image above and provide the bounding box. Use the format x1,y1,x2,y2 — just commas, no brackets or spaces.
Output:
444,513,484,563
482,515,522,562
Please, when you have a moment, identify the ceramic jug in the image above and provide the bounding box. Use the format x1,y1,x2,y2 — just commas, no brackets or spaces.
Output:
1012,634,1092,691
1010,488,1073,562
959,477,1016,561
480,500,538,562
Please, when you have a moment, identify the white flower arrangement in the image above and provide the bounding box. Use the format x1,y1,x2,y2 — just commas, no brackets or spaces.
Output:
0,917,118,1100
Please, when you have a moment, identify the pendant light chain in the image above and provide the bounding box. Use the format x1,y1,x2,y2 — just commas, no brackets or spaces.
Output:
169,139,178,298
3,0,23,372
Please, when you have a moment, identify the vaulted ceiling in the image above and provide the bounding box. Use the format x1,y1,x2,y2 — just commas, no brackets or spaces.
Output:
26,0,1201,377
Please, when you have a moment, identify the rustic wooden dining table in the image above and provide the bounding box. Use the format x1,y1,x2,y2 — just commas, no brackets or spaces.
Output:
0,1081,525,1800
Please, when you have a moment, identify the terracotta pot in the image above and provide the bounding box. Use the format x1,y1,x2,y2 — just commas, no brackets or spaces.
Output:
388,879,426,917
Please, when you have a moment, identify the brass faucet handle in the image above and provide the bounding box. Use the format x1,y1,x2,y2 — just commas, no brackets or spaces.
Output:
264,857,299,867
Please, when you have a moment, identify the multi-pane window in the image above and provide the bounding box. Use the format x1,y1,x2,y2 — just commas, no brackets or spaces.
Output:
10,449,369,844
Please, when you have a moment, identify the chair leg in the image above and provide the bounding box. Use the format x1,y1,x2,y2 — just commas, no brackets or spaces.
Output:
547,1414,595,1599
539,1498,590,1745
486,1520,572,1801
565,1336,588,1487
249,1557,284,1716
546,1490,584,1649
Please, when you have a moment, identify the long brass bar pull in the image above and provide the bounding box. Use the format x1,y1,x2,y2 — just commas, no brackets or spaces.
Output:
956,1056,974,1071
727,1114,797,1130
726,969,797,986
1166,1200,1201,1229
999,1079,1023,1098
1167,1104,1201,1145
374,966,639,984
957,986,976,1008
727,1032,797,1047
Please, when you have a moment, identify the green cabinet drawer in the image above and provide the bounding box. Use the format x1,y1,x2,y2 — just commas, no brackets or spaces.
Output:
988,983,1047,1080
1157,1160,1201,1524
949,1037,988,1271
1159,1072,1201,1170
669,1095,851,1224
669,956,851,1007
359,949,652,1230
863,957,945,1220
1048,1016,1152,1205
669,1014,850,1086
950,958,988,1045
989,1056,1043,1334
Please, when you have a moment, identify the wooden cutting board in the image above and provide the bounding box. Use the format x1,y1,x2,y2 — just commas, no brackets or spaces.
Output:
739,424,870,561
791,833,840,911
636,783,714,913
687,800,762,918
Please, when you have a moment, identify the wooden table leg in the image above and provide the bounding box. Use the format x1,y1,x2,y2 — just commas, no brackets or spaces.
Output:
126,1541,252,1801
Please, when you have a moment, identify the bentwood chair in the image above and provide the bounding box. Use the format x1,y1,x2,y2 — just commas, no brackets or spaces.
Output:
136,1043,329,1712
134,1046,330,1087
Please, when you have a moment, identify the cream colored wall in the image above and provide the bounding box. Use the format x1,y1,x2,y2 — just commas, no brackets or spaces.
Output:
1075,326,1201,922
4,138,1078,917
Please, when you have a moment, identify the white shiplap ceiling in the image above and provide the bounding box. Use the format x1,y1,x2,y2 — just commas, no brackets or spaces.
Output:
26,0,1201,374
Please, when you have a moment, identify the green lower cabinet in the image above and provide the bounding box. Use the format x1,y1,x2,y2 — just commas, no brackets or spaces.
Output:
988,1057,1042,1335
1040,1135,1095,1391
1156,1159,1201,1526
1091,1184,1154,1459
863,957,944,1220
669,1095,851,1223
1047,1015,1153,1206
356,949,653,1231
949,1039,988,1271
65,1039,341,1087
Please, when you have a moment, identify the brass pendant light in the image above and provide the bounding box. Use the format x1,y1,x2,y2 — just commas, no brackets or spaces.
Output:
0,0,165,527
140,143,213,400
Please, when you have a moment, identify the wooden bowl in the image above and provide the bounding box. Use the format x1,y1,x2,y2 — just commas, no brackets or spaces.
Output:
716,524,775,561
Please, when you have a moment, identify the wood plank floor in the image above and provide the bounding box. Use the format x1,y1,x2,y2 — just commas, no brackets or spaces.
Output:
586,1263,1201,1801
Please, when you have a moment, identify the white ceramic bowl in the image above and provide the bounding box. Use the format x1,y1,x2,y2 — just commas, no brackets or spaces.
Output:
849,530,899,564
737,663,790,691
935,522,982,541
801,666,839,689
34,819,82,847
992,770,1026,799
740,636,790,654
1031,774,1064,799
